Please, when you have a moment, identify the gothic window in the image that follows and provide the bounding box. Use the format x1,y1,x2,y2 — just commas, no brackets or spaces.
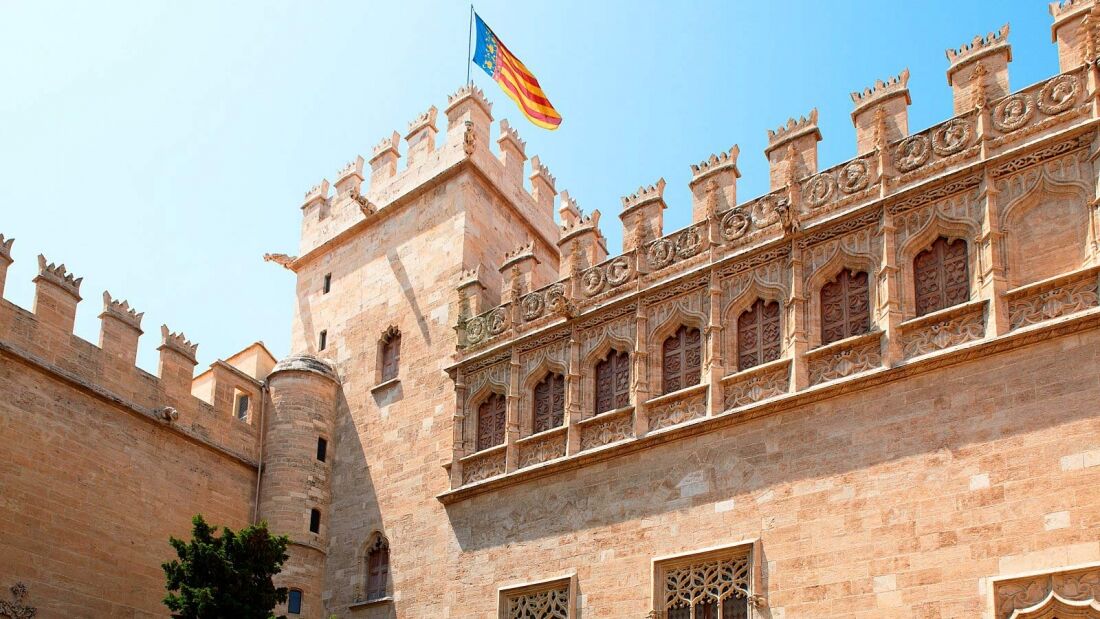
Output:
595,349,630,414
501,575,574,619
737,299,781,371
365,535,390,602
532,372,565,434
820,269,870,345
662,325,702,394
380,326,400,383
914,237,969,316
476,392,507,451
657,549,752,619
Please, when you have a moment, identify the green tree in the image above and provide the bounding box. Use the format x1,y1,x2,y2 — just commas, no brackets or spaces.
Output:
163,514,290,619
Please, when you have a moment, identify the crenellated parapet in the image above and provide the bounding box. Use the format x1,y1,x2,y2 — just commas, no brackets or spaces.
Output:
528,155,557,216
851,69,911,155
333,156,365,198
1050,0,1100,71
689,146,740,222
445,84,494,151
0,234,14,296
497,119,527,183
0,236,270,466
500,240,539,303
947,24,1012,114
557,191,607,279
765,110,821,191
369,131,402,184
405,105,438,166
620,178,667,252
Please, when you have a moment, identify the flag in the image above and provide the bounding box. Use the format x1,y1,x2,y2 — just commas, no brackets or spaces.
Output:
471,13,562,130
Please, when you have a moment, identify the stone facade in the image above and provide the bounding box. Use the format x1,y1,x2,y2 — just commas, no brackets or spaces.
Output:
3,3,1100,618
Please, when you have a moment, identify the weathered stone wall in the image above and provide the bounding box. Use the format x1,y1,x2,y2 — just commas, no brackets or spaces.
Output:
0,347,257,618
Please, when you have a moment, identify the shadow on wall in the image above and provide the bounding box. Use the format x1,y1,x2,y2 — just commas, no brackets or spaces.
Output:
326,388,394,619
442,329,1100,554
387,248,431,347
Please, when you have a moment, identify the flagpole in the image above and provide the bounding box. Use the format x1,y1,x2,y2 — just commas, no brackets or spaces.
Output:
466,5,474,85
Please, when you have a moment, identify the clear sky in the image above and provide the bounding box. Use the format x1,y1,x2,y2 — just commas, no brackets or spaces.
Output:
0,0,1056,371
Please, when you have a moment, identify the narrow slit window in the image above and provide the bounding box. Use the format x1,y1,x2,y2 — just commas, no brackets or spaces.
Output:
235,393,250,421
309,509,320,534
365,535,390,601
322,273,332,294
316,437,327,462
380,327,400,383
318,330,327,351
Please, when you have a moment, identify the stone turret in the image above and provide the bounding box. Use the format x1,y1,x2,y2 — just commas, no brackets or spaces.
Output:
947,25,1012,114
766,110,821,190
259,354,340,619
851,70,911,154
1050,0,1099,71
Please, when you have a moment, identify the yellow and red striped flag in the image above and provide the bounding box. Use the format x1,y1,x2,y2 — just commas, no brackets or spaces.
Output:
471,13,562,130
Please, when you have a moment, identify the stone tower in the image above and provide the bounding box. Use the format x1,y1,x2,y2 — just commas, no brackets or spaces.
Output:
262,84,565,617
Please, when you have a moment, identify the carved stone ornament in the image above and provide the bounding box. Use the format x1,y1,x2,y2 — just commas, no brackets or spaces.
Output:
1037,74,1079,116
663,555,752,613
902,309,985,359
465,316,487,344
580,411,633,450
508,586,570,619
487,307,509,335
931,119,973,156
517,432,566,468
462,120,475,155
720,209,751,241
805,173,837,208
994,565,1100,619
894,135,932,172
750,196,781,227
648,239,676,269
605,256,633,287
581,267,606,296
462,450,505,484
1009,278,1099,330
521,292,545,321
676,225,703,258
0,583,37,619
648,391,707,431
545,284,574,318
993,94,1035,132
838,159,870,194
724,363,789,410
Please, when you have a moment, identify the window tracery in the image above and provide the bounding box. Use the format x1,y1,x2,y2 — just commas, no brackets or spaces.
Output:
662,325,702,394
736,299,781,371
914,236,969,316
364,535,390,602
820,269,870,345
660,553,752,619
594,349,631,414
532,372,565,433
380,326,401,382
477,392,507,451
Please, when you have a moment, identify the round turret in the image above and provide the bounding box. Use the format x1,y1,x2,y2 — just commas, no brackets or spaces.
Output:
258,354,340,619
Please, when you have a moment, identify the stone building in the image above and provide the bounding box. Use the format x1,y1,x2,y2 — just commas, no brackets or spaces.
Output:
3,2,1100,618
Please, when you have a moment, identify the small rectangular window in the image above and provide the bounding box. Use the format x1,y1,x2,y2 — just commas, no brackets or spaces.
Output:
316,437,327,462
322,273,331,294
309,509,320,534
287,589,302,614
235,394,249,421
318,330,327,351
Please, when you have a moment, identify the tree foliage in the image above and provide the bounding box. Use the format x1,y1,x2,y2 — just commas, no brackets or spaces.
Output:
163,514,290,619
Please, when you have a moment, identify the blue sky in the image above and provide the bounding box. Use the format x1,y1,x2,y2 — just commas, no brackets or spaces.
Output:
0,1,1055,371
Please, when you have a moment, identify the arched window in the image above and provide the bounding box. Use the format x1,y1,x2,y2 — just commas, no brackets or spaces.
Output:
594,350,630,414
380,326,400,383
476,392,506,451
737,299,781,371
662,325,702,394
532,372,565,433
365,535,390,602
820,269,870,345
914,237,969,316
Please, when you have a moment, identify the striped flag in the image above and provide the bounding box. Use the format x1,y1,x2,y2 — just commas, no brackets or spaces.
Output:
471,13,562,130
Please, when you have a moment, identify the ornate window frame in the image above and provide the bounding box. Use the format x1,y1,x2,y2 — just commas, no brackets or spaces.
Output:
583,342,632,418
808,260,876,349
520,357,568,438
473,390,508,452
650,539,765,619
897,220,977,320
657,323,705,396
988,561,1100,619
497,573,577,619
